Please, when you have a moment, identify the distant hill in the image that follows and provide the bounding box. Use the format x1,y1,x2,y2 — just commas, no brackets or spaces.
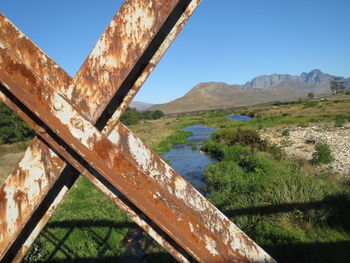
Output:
152,69,347,114
242,69,334,92
129,101,154,111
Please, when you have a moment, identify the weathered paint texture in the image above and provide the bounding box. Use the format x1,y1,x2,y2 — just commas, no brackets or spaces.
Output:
0,1,204,261
0,1,277,262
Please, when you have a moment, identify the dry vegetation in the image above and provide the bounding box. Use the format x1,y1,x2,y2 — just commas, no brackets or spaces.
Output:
128,117,176,149
0,142,28,185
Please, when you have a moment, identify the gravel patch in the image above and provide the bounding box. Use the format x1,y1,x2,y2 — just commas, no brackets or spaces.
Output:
259,125,350,176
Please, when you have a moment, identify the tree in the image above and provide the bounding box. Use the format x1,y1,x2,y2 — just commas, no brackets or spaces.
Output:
139,110,164,120
120,107,140,126
307,92,315,99
140,110,153,120
120,108,164,126
152,110,164,120
0,102,35,144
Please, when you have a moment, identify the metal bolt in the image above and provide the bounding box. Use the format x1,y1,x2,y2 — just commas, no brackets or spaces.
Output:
53,101,63,111
75,119,83,129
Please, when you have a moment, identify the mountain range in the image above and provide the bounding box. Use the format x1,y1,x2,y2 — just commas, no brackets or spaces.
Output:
151,69,350,114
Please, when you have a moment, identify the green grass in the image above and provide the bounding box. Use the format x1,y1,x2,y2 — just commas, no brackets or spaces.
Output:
202,129,350,263
24,177,131,262
153,129,191,155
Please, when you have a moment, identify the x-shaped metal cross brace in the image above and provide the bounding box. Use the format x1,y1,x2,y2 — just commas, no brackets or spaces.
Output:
0,1,276,262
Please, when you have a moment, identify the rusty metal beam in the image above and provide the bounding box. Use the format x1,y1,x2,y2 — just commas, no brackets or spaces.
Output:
0,13,76,261
0,37,276,263
0,1,204,261
0,0,201,260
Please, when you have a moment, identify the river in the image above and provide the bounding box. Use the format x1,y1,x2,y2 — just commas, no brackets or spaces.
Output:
162,124,217,191
162,115,252,191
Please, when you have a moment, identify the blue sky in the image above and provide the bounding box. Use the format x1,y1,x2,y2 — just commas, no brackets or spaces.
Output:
1,0,350,103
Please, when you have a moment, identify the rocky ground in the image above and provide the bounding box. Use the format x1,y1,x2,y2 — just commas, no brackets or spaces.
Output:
259,125,350,177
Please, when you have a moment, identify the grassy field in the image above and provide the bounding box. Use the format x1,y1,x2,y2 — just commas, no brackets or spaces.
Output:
1,94,350,262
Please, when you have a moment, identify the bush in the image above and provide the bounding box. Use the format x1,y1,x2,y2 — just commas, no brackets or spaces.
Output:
282,129,290,137
213,128,266,150
0,102,35,144
308,92,315,99
120,107,140,125
310,142,334,165
209,128,283,159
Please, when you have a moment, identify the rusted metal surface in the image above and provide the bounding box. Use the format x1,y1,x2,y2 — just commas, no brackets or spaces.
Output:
0,14,73,260
67,0,193,124
0,1,203,261
0,1,278,262
0,1,200,260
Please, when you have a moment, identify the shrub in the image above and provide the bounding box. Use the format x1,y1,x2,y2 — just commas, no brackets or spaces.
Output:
282,129,290,137
334,115,346,127
0,102,35,144
310,142,334,165
213,128,266,150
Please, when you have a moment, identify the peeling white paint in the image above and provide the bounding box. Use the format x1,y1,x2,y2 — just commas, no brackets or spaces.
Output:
188,222,195,233
107,128,120,145
102,71,109,83
18,31,25,39
3,186,18,233
90,38,108,59
41,54,47,63
128,132,152,171
204,235,219,257
175,177,186,191
101,55,118,68
124,4,155,42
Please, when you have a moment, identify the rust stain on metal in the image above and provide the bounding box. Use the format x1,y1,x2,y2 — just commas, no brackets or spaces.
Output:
0,2,203,261
67,0,182,122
